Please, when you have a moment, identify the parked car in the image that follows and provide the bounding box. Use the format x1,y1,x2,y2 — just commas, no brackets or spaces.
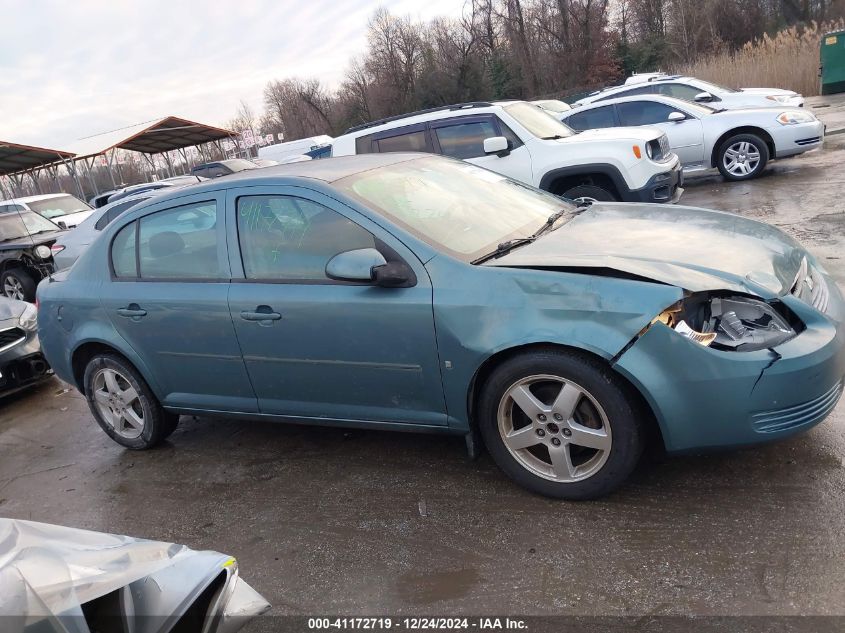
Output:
0,211,63,301
560,95,824,180
88,189,119,208
304,143,332,159
191,158,258,178
37,154,845,499
0,297,50,395
0,193,93,229
105,175,204,205
332,100,683,203
573,73,805,109
257,134,333,163
532,99,571,114
0,518,269,633
52,193,158,270
252,158,279,167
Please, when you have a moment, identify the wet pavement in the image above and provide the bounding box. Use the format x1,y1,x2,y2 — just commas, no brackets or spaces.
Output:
2,146,845,622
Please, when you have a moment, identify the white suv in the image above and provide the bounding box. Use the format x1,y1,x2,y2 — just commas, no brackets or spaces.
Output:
332,101,683,203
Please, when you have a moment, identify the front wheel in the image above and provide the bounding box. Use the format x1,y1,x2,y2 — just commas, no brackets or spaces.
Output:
717,134,769,181
477,350,644,500
560,184,617,203
1,268,37,302
83,354,179,449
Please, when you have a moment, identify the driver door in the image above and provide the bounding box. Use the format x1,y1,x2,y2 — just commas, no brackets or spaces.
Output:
225,186,447,426
616,100,705,168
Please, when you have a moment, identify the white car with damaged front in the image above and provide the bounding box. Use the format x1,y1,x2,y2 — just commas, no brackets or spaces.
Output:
560,94,823,181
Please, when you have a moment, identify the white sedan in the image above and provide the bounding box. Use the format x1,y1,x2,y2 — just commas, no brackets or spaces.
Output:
560,95,824,181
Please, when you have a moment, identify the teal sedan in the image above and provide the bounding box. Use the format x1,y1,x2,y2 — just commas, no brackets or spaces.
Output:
36,154,845,499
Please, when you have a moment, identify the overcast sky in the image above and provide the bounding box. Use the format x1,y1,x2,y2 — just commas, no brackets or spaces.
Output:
0,0,464,149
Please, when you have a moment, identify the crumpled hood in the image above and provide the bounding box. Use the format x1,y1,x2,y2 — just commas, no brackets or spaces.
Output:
567,126,662,144
486,203,807,296
0,298,26,321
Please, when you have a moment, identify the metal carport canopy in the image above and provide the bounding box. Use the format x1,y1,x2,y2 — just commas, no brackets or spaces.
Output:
63,116,235,157
0,141,74,176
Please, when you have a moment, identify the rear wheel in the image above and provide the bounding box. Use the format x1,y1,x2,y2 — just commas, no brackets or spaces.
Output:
717,133,769,181
559,184,617,203
83,354,178,449
1,268,36,302
477,349,644,500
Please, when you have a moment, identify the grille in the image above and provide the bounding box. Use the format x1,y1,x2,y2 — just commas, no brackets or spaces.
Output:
791,257,830,313
0,327,25,352
795,137,821,146
751,379,844,433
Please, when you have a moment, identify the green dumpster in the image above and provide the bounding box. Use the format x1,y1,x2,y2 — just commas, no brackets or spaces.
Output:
821,29,845,95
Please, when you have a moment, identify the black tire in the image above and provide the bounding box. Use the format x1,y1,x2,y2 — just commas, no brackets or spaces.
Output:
476,349,644,500
1,268,37,302
83,354,178,449
716,133,769,181
560,184,617,203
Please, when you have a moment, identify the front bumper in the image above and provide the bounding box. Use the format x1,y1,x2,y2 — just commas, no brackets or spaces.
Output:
773,120,825,158
0,328,51,395
624,160,684,204
613,276,845,453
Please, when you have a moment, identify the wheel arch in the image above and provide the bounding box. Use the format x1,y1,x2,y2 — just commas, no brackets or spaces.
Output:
538,164,627,199
466,342,666,451
710,127,775,168
70,339,159,397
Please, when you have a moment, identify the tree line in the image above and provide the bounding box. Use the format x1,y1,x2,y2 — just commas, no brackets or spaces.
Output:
227,0,844,142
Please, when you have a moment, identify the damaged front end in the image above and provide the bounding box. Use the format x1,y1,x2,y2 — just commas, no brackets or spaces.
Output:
0,519,270,633
611,281,845,454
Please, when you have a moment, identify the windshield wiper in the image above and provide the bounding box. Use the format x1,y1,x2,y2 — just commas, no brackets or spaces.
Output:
471,237,536,265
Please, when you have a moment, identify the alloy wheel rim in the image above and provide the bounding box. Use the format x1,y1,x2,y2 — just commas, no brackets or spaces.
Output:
497,374,612,483
3,277,24,300
92,368,145,439
723,141,761,176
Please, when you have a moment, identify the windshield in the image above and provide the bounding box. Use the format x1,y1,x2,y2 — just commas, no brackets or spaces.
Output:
671,99,718,115
504,102,574,139
335,156,573,262
694,79,738,94
0,211,61,241
27,195,91,219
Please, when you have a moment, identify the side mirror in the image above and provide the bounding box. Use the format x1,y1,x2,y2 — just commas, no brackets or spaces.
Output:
694,91,713,102
326,248,386,282
667,111,686,122
483,136,510,157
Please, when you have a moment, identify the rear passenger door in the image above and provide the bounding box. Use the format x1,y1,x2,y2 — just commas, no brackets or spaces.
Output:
101,192,258,413
430,115,534,184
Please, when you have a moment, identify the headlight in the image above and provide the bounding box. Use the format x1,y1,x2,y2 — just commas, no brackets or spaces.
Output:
19,303,37,330
645,142,653,159
653,294,797,352
777,110,815,125
34,245,52,259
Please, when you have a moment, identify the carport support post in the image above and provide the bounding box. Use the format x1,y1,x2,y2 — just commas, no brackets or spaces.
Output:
103,151,118,189
82,158,99,197
162,151,175,178
64,160,86,200
26,169,43,195
177,147,190,174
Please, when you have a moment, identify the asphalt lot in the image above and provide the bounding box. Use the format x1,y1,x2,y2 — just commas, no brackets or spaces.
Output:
2,144,845,624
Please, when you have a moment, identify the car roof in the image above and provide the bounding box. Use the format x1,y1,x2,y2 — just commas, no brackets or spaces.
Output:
143,153,425,207
341,101,519,136
3,193,78,204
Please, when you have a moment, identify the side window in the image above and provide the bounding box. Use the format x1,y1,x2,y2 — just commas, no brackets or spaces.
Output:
374,130,428,153
566,106,617,131
138,201,220,279
192,166,209,178
617,101,677,126
237,195,375,281
355,134,375,154
655,83,702,100
111,222,137,278
597,85,654,102
433,120,498,159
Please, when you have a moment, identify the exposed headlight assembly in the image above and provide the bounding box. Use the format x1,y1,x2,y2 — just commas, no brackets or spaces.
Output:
34,245,52,259
19,303,37,330
777,110,815,125
767,94,794,104
654,294,797,352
